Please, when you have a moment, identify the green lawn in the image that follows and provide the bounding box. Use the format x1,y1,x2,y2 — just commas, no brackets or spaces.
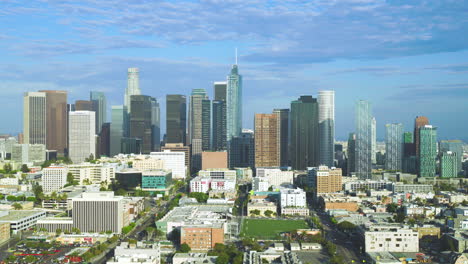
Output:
240,219,309,239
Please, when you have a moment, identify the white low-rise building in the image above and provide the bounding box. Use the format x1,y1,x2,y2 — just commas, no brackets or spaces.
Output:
256,168,294,187
190,177,235,193
0,210,47,234
253,177,270,192
280,188,306,208
150,151,186,179
107,241,160,264
364,226,419,253
67,163,115,185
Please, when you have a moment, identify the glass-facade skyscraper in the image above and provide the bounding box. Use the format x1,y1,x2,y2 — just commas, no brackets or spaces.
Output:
228,129,254,169
110,105,128,156
212,82,227,151
419,125,437,177
150,98,160,151
226,65,242,144
440,151,458,178
90,91,107,134
130,95,154,154
166,95,187,145
385,123,404,171
318,90,335,167
355,100,372,179
290,96,319,170
273,108,289,167
439,140,463,174
347,133,356,176
124,68,141,114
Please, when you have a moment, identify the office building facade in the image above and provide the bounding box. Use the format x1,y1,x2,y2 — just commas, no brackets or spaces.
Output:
23,92,47,145
254,113,280,168
130,95,154,154
166,95,187,145
318,90,335,167
90,91,107,134
124,67,141,114
385,123,404,171
110,106,128,156
40,90,68,155
68,111,96,163
355,100,373,179
273,108,289,167
228,130,254,169
290,96,319,170
419,125,437,177
226,65,242,143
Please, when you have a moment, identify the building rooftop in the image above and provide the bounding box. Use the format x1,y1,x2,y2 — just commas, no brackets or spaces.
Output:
0,210,45,221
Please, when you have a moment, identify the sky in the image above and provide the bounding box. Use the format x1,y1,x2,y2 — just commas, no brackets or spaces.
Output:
1,0,468,141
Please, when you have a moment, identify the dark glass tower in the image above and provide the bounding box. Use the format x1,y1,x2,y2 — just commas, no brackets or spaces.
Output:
229,130,254,169
202,99,211,150
212,82,227,150
166,95,187,145
130,95,154,154
290,96,319,170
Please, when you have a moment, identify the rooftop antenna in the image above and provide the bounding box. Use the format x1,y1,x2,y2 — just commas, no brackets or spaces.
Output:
235,47,238,65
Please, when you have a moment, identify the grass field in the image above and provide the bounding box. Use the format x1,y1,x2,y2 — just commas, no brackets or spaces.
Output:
240,219,309,239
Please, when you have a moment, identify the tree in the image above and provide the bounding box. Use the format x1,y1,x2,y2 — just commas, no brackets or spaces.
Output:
146,227,156,241
66,172,78,186
33,184,44,201
264,210,274,217
188,192,209,203
56,228,62,236
21,164,30,173
179,243,191,253
3,163,12,173
51,192,58,200
216,253,230,264
250,209,260,216
337,221,356,232
12,203,23,210
386,203,398,213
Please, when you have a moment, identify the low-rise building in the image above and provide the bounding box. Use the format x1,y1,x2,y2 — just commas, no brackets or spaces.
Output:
364,225,419,253
256,168,294,187
318,194,360,212
172,253,217,264
141,170,172,193
307,166,342,193
180,225,224,251
42,166,68,193
0,210,46,234
392,183,433,194
0,222,10,244
107,241,160,264
36,217,74,232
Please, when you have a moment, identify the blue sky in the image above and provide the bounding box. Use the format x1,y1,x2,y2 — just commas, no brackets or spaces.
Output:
1,0,467,141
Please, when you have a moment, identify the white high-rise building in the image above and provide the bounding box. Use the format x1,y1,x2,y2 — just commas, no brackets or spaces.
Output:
42,166,68,193
124,68,141,114
69,111,96,164
318,90,335,167
371,117,377,164
23,92,47,145
150,151,186,179
72,192,124,233
385,123,404,171
226,64,242,143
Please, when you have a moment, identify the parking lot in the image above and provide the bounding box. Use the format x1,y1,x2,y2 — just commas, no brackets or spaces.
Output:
0,240,79,264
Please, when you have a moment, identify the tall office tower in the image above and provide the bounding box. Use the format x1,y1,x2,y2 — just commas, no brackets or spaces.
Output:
318,91,335,167
150,98,161,151
39,90,68,156
90,91,107,134
347,133,356,176
402,132,417,173
228,129,254,169
212,101,226,150
130,95,154,154
124,67,141,114
440,151,458,178
72,192,124,233
69,111,96,163
371,117,377,164
440,140,463,174
414,116,429,157
273,109,289,167
290,96,319,170
212,82,227,151
23,92,47,145
188,89,210,149
385,123,404,171
99,123,110,157
254,113,280,168
75,100,93,111
403,132,415,156
226,65,242,143
419,125,437,177
110,106,128,156
355,100,373,179
166,95,187,145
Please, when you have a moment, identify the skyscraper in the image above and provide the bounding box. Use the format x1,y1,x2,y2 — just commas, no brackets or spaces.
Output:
69,111,96,163
130,95,154,154
75,100,93,111
23,92,47,145
290,96,319,170
273,109,289,167
188,89,210,149
440,151,458,178
419,125,437,177
371,117,377,164
318,90,335,167
439,140,463,174
124,68,141,114
110,105,128,156
213,82,227,150
39,90,68,156
150,98,161,151
90,91,107,134
202,99,211,150
228,129,254,169
347,133,356,176
385,123,404,171
166,95,187,145
414,116,429,158
99,122,110,157
254,113,280,168
355,100,372,179
226,65,242,143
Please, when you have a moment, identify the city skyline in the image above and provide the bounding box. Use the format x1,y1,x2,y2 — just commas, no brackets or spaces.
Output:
0,1,467,141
